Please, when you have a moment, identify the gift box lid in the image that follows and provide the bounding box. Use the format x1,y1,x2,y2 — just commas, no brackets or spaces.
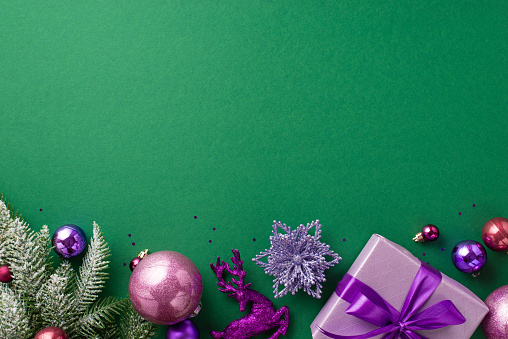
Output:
311,234,489,339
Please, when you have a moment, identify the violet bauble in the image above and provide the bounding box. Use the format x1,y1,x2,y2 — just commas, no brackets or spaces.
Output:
451,240,487,277
52,224,87,258
166,319,200,339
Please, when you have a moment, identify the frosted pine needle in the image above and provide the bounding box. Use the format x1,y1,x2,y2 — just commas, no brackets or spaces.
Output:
253,220,341,299
0,195,157,338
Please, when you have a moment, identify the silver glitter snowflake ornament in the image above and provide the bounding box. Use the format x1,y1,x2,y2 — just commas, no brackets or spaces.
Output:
252,220,341,299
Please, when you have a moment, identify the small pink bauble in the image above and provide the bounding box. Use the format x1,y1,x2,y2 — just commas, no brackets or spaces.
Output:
481,285,508,339
482,217,508,252
130,257,142,271
413,224,439,242
130,249,149,271
128,251,202,325
422,224,439,241
0,265,13,283
34,327,68,339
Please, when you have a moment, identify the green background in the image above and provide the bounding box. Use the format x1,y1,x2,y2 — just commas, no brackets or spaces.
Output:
1,1,507,338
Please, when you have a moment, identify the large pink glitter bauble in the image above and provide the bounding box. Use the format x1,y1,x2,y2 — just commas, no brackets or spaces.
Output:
482,285,508,339
128,251,202,325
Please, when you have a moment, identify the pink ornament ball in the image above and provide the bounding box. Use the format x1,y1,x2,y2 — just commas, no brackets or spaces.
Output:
482,285,508,339
482,217,508,252
130,257,142,271
34,327,68,339
129,251,202,325
0,265,13,283
422,224,439,241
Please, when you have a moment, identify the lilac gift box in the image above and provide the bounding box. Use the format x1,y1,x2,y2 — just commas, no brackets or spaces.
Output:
311,234,489,339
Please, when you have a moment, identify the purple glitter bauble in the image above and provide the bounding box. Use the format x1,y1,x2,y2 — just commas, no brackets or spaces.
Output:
128,251,202,325
422,224,439,241
451,240,487,276
166,319,200,339
482,285,508,339
52,224,87,258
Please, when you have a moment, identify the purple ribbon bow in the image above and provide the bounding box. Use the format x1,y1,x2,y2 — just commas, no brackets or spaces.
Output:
318,262,466,339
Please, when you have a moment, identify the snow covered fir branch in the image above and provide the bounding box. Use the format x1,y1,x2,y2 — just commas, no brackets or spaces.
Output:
0,196,157,339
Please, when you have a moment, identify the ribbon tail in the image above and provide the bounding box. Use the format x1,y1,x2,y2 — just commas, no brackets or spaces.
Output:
346,292,398,327
380,330,426,339
400,332,428,339
405,300,466,330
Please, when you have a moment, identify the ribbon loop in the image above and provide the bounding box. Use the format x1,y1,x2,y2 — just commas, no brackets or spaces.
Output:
317,262,465,339
346,292,396,327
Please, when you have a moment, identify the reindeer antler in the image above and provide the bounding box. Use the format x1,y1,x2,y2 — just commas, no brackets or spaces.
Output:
210,249,251,293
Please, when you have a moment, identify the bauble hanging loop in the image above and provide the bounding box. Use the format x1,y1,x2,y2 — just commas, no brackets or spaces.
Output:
413,224,439,242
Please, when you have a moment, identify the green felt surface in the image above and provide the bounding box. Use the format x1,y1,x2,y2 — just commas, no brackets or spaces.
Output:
1,1,507,338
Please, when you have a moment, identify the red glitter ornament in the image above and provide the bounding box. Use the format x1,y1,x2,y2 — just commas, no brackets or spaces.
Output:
0,265,13,283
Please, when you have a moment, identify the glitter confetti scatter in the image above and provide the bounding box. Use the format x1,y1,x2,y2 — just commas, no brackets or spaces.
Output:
253,220,341,299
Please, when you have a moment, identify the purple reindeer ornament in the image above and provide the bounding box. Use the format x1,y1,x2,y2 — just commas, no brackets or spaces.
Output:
210,249,289,339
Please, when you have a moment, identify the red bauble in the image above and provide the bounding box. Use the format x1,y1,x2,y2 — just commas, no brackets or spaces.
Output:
130,249,149,271
34,327,68,339
130,257,142,271
0,265,13,283
482,217,508,252
413,224,439,242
